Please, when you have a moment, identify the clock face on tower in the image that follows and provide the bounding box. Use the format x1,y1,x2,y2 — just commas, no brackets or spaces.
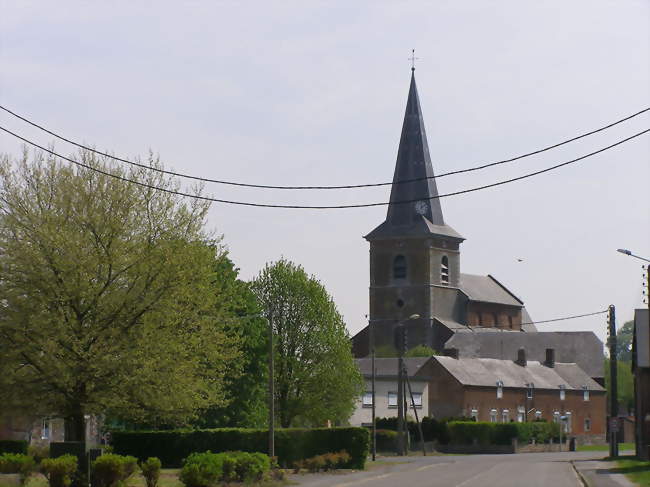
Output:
414,200,428,215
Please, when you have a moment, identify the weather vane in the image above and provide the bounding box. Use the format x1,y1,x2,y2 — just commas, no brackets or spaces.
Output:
409,49,419,71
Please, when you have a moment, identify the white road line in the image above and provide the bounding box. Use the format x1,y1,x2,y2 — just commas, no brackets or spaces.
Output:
334,473,392,487
454,464,499,487
415,461,453,472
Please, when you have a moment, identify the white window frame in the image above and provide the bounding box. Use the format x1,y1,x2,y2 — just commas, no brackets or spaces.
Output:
564,412,572,433
470,408,478,421
41,419,50,440
409,392,423,409
535,410,543,420
526,383,534,399
559,385,566,401
583,386,589,401
496,380,503,399
388,392,398,408
362,392,373,408
489,409,498,423
584,417,591,432
553,411,560,423
501,409,510,423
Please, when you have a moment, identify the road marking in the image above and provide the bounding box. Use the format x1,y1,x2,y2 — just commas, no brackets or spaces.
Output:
415,461,453,471
334,473,392,487
454,464,499,487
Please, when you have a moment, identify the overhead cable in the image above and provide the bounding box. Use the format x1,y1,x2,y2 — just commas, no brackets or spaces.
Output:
521,310,608,326
0,104,648,190
0,125,647,209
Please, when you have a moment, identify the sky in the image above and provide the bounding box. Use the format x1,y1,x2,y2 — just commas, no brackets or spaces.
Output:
1,1,648,345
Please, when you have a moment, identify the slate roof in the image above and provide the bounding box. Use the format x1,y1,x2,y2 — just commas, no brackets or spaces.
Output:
444,331,604,378
434,356,604,391
365,71,463,242
356,357,430,378
459,274,523,307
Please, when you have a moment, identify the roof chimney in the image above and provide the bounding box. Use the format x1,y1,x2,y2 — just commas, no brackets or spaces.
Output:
443,348,459,359
516,348,526,366
545,348,556,368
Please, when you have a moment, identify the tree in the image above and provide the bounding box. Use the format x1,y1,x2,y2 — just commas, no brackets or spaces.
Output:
405,345,437,357
251,259,363,428
0,149,240,439
194,254,268,428
616,320,634,363
604,359,635,413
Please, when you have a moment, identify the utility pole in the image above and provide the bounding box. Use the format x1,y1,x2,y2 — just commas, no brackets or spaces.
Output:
608,304,618,458
395,323,406,456
404,368,426,456
368,316,376,461
268,313,275,458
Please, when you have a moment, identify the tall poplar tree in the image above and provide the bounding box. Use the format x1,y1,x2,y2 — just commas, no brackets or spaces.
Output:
252,259,363,428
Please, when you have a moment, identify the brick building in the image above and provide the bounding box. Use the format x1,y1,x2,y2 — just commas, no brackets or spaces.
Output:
350,349,606,443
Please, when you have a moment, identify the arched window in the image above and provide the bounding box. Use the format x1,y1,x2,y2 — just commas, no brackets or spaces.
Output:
393,255,407,279
441,256,449,285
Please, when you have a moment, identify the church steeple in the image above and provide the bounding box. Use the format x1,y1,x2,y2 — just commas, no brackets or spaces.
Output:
365,71,463,242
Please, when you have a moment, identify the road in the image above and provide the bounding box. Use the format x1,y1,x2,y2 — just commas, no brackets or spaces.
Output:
291,451,605,487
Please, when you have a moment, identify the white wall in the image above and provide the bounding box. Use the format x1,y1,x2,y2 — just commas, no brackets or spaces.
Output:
349,378,429,426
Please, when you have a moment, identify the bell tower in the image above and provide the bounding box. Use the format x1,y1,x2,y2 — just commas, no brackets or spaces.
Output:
364,69,464,352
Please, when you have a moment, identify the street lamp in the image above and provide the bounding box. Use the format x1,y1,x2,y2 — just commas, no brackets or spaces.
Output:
396,313,420,456
617,249,650,263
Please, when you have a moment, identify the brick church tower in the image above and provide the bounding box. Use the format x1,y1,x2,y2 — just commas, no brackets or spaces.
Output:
363,69,465,353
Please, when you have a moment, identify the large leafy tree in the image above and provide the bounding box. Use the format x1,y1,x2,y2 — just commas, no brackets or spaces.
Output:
252,259,363,428
604,359,635,413
616,320,634,363
0,149,240,439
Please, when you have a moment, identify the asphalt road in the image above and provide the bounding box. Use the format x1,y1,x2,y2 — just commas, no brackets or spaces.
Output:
291,451,603,487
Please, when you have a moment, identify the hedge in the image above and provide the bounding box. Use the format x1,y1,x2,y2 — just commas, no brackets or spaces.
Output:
447,421,561,446
374,430,398,452
0,441,28,455
110,427,369,469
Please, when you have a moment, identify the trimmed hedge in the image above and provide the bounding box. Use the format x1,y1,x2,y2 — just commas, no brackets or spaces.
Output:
111,427,369,470
448,421,561,446
0,441,28,455
374,430,398,452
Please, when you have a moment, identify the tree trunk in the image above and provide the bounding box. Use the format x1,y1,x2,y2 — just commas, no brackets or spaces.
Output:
64,405,85,442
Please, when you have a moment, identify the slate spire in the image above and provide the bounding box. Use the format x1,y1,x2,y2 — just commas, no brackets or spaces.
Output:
365,71,463,241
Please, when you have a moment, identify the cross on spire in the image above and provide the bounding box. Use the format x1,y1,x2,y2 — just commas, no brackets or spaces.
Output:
409,49,418,71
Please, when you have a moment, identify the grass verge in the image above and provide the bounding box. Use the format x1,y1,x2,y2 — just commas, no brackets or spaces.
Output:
577,443,634,452
612,457,650,486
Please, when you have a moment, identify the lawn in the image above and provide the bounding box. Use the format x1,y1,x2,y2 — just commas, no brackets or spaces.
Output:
613,457,650,486
577,442,634,452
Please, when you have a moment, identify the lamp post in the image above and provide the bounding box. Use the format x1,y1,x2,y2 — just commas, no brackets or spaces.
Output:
396,313,420,456
367,315,377,462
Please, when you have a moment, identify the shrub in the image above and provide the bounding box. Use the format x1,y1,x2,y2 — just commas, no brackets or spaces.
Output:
179,452,223,487
41,455,78,487
111,427,369,469
28,444,50,463
374,430,398,452
139,458,161,487
91,454,139,487
0,453,36,484
448,422,518,445
0,441,28,455
304,455,325,473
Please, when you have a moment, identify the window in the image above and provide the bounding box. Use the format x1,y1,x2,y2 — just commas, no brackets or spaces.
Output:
583,386,589,401
441,256,449,285
517,407,525,423
508,316,514,329
502,409,510,423
564,412,572,433
388,392,398,408
584,418,591,432
526,383,534,399
496,380,504,399
553,411,560,424
362,392,373,408
493,313,499,328
535,410,543,420
41,419,50,440
410,393,423,409
470,409,478,421
489,409,498,423
393,255,407,279
559,385,566,401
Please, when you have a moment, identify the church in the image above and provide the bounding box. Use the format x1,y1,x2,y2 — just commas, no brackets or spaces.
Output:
351,69,603,386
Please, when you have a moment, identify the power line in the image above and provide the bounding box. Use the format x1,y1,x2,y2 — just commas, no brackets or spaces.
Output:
521,310,608,326
0,125,648,209
1,104,648,190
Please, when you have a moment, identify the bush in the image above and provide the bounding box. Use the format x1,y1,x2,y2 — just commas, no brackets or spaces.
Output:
91,454,139,487
41,455,78,487
448,422,518,445
298,451,351,473
0,453,36,484
516,422,561,444
28,444,50,463
179,451,270,486
0,441,28,455
111,427,369,469
139,458,161,487
374,430,398,452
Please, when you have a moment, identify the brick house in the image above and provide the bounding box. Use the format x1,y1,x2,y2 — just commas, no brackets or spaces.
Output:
350,349,606,444
633,308,649,460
